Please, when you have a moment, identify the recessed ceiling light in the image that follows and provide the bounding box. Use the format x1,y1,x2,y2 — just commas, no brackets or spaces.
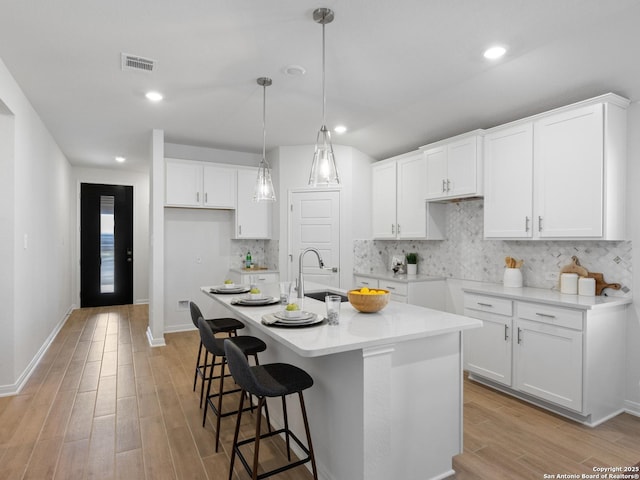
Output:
334,125,347,134
283,65,306,76
145,91,163,102
484,46,506,60
115,156,126,163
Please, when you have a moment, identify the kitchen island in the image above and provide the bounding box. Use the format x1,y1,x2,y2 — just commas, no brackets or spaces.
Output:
201,283,481,480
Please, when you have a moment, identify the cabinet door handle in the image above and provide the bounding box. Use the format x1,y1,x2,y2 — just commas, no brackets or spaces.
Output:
446,179,451,192
525,216,530,232
504,324,509,341
361,281,370,286
385,286,396,290
397,224,401,235
196,192,200,202
535,312,556,319
239,225,242,236
477,302,493,308
442,179,446,193
391,224,395,234
204,192,208,203
517,327,522,344
538,216,543,231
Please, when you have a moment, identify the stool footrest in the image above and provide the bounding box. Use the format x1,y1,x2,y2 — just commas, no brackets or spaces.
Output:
234,427,313,480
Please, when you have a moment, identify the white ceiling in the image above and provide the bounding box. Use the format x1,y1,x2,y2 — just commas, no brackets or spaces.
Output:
1,0,640,171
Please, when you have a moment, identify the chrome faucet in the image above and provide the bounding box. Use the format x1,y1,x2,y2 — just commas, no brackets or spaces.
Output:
297,247,325,298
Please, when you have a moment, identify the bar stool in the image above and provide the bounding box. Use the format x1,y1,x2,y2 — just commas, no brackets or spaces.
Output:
224,339,318,480
190,301,245,407
197,317,268,452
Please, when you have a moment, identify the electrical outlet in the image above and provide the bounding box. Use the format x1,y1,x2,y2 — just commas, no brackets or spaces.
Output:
177,300,189,311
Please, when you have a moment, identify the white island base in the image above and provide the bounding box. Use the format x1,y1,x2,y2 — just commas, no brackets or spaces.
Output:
202,285,481,480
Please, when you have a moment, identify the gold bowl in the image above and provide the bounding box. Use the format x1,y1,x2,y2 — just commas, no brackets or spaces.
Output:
347,289,390,313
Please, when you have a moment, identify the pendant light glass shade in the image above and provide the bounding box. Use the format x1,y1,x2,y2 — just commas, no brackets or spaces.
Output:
254,77,276,202
309,8,339,187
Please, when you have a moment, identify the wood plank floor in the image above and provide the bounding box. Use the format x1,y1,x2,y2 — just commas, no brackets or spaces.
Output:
0,304,638,479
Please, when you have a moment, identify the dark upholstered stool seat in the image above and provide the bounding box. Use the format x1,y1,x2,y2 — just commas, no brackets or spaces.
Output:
224,339,318,480
197,317,267,452
189,301,245,407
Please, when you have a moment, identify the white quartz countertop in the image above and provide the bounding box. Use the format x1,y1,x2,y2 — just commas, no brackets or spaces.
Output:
462,282,632,310
228,268,279,274
354,271,446,283
201,283,481,358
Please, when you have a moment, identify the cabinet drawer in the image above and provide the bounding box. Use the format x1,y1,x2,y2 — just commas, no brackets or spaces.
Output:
464,293,512,317
379,280,408,296
517,302,583,331
354,277,379,289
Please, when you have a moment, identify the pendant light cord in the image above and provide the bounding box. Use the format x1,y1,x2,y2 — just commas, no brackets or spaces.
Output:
262,82,267,161
321,17,326,127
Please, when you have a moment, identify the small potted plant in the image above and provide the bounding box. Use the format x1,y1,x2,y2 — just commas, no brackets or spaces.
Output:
406,253,418,275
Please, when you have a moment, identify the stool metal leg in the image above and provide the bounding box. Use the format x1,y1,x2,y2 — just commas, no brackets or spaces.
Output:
252,397,265,480
281,396,291,461
193,341,204,391
299,391,319,480
228,392,245,480
214,358,227,452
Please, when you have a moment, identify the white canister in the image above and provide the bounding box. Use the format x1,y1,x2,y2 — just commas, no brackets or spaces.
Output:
503,268,523,288
578,277,596,296
560,273,579,294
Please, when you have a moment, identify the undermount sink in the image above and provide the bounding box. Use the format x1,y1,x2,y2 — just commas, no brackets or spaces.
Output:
304,290,349,302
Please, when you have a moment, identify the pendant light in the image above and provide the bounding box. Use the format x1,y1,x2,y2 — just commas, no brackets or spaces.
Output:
308,7,339,187
254,77,276,202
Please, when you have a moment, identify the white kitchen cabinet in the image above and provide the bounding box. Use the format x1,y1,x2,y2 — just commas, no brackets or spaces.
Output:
165,158,236,208
463,294,513,386
463,289,627,426
371,152,445,240
484,93,629,240
353,275,446,311
235,167,271,239
228,270,279,285
421,130,484,201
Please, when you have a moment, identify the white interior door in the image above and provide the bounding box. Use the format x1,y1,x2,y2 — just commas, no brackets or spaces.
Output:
289,190,340,288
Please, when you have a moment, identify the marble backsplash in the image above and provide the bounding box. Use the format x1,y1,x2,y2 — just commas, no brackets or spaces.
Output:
230,239,279,270
355,200,633,293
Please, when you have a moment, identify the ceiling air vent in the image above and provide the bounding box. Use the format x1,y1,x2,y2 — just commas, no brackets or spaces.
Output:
121,53,155,72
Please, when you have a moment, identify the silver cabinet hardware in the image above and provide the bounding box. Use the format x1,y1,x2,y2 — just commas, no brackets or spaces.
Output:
446,179,451,192
517,327,522,344
535,312,556,319
397,224,401,234
477,302,493,308
204,192,208,203
239,225,242,235
504,324,509,341
538,216,543,231
391,224,395,235
525,216,530,232
196,192,200,202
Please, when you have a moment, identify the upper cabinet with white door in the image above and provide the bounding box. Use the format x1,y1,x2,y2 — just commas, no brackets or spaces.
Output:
165,158,236,209
484,93,629,240
372,151,445,240
234,167,271,239
420,130,485,201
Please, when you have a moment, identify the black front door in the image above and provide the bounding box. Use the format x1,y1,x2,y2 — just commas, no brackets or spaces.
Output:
80,183,134,307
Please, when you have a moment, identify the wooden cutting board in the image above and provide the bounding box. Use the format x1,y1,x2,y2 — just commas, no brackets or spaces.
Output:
559,256,588,277
587,272,621,295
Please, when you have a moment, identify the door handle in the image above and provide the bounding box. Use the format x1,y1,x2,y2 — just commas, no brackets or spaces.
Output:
517,327,522,344
525,216,530,232
504,324,509,341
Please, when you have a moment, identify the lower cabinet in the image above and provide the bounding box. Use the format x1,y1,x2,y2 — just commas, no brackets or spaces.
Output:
463,291,625,425
228,270,279,285
353,275,446,311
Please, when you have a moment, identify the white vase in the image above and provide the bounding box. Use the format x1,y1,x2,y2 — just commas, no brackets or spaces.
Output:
503,268,523,288
407,264,417,275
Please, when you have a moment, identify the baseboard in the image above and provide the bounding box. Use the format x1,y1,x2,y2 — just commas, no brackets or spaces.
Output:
135,298,149,305
146,326,166,347
164,323,195,334
624,399,640,417
0,304,74,397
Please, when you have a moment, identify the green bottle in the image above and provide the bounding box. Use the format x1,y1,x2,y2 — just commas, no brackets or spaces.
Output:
245,251,252,268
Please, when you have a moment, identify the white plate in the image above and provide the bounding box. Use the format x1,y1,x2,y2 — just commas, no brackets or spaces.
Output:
210,285,250,294
233,296,279,306
273,311,315,322
262,313,324,328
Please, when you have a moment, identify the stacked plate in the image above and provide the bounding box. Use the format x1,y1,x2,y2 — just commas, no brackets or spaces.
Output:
262,311,324,328
232,296,280,306
210,285,250,294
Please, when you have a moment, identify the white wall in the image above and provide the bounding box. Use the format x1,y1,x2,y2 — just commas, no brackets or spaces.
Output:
625,101,640,414
71,167,150,305
272,144,374,285
0,58,73,393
